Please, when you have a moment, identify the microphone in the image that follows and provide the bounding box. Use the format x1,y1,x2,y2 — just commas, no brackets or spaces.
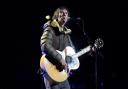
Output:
68,17,81,21
75,17,81,20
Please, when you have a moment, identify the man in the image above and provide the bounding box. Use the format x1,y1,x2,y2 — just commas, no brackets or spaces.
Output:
40,6,74,89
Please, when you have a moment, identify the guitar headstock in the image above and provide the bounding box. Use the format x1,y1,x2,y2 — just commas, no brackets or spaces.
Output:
94,38,104,49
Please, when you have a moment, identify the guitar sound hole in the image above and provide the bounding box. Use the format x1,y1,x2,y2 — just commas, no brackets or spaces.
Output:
65,56,72,64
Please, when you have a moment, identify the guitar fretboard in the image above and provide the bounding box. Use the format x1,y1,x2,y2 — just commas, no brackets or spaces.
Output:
72,45,91,58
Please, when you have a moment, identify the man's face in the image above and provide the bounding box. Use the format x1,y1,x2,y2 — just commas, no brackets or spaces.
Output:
57,9,69,25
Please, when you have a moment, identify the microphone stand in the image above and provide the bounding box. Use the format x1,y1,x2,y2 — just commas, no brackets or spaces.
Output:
94,48,98,89
80,17,104,89
81,17,92,45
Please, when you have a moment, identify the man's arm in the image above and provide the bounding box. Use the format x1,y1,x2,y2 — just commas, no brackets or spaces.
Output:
40,27,68,71
40,27,63,63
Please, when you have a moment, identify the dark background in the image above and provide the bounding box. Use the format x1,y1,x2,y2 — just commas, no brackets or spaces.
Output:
1,0,128,89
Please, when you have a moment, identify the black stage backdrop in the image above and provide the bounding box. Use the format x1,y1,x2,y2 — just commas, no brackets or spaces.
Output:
1,0,128,89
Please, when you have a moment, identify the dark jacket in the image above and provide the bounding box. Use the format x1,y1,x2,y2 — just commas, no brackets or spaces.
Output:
40,23,74,65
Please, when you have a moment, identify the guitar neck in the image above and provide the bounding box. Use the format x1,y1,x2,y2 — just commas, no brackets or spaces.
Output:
72,45,92,58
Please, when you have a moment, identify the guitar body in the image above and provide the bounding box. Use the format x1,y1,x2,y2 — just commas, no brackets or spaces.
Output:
40,46,80,82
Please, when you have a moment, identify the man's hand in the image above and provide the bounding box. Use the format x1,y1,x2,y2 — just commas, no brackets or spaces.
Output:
56,59,68,72
88,46,96,56
61,59,69,73
91,46,96,52
60,59,68,70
